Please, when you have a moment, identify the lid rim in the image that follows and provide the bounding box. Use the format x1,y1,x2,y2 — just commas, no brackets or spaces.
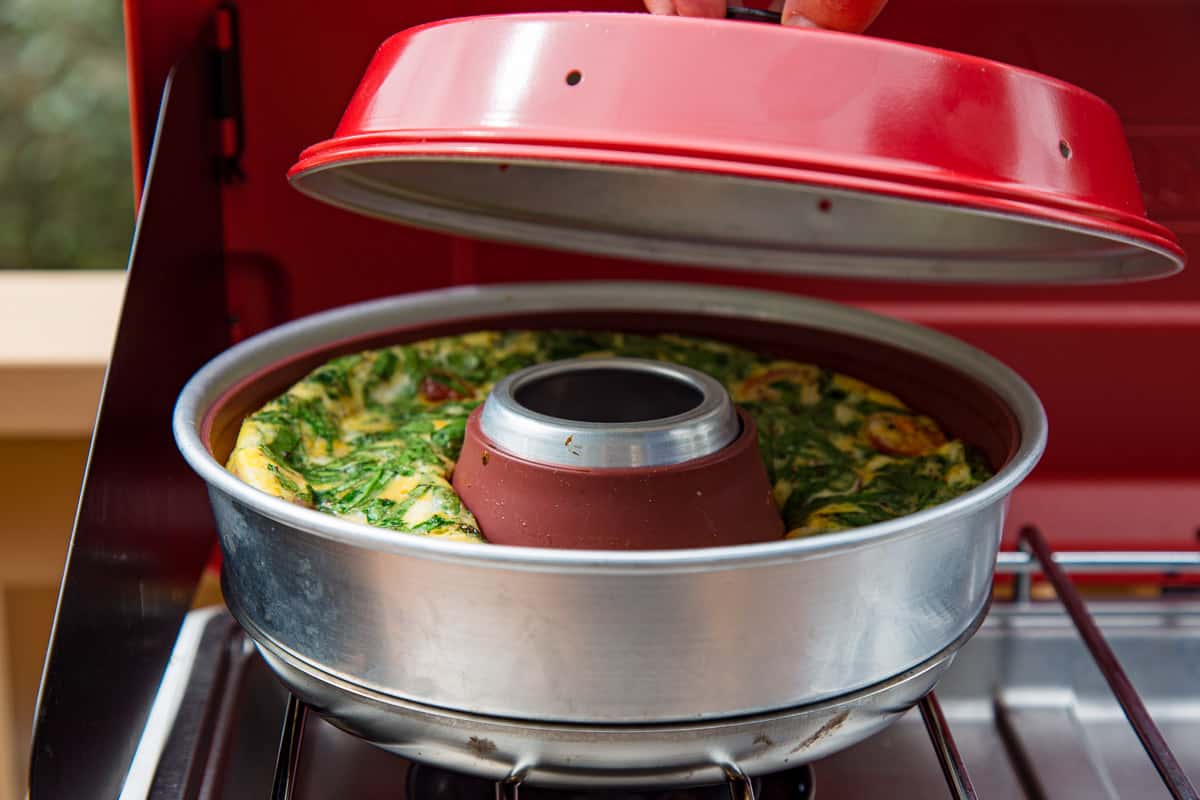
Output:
290,149,1184,283
290,135,1181,253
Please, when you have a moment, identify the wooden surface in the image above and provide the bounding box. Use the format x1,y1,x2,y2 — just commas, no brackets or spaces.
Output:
0,271,124,800
0,441,90,800
0,271,125,438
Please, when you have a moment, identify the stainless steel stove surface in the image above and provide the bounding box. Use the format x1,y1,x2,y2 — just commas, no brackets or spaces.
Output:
124,552,1200,800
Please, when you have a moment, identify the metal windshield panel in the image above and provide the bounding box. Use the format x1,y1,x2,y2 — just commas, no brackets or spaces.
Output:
28,35,227,799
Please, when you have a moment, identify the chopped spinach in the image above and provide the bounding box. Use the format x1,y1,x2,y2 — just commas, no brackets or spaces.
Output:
227,330,992,543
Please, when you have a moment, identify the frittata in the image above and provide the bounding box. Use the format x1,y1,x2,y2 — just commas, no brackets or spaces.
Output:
227,330,992,544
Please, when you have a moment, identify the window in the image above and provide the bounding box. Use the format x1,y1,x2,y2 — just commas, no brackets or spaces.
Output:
1,0,133,271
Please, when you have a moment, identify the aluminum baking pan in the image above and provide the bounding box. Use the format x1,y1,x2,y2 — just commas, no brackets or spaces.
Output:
174,281,1045,724
243,593,987,788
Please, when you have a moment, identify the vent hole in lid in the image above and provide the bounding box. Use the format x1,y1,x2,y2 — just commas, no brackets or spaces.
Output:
514,367,703,423
1059,139,1072,159
565,69,582,86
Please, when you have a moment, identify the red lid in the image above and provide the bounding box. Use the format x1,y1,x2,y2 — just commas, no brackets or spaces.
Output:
289,12,1185,284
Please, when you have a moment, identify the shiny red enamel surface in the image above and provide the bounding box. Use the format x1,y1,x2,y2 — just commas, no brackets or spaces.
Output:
291,13,1181,269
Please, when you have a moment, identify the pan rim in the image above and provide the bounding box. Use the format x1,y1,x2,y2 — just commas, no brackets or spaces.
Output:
173,280,1046,573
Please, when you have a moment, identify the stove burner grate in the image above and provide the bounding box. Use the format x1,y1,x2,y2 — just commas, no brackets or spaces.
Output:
404,761,814,800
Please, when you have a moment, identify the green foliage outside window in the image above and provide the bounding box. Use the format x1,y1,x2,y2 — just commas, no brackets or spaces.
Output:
1,0,133,270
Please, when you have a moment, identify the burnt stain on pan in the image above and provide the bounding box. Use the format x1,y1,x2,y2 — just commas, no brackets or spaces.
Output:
467,735,498,755
790,710,851,754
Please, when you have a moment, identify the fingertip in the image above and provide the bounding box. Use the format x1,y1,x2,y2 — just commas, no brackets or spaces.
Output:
781,13,820,28
644,0,678,14
780,0,888,32
675,0,727,18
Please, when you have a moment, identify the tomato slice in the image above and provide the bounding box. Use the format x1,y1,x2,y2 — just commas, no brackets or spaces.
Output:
864,412,946,457
737,363,821,400
419,372,472,402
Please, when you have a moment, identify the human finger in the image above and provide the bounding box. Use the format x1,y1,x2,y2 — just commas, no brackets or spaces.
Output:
643,0,727,17
779,0,888,32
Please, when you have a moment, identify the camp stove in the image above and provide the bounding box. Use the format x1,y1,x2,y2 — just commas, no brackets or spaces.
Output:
27,1,1200,799
119,536,1199,800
